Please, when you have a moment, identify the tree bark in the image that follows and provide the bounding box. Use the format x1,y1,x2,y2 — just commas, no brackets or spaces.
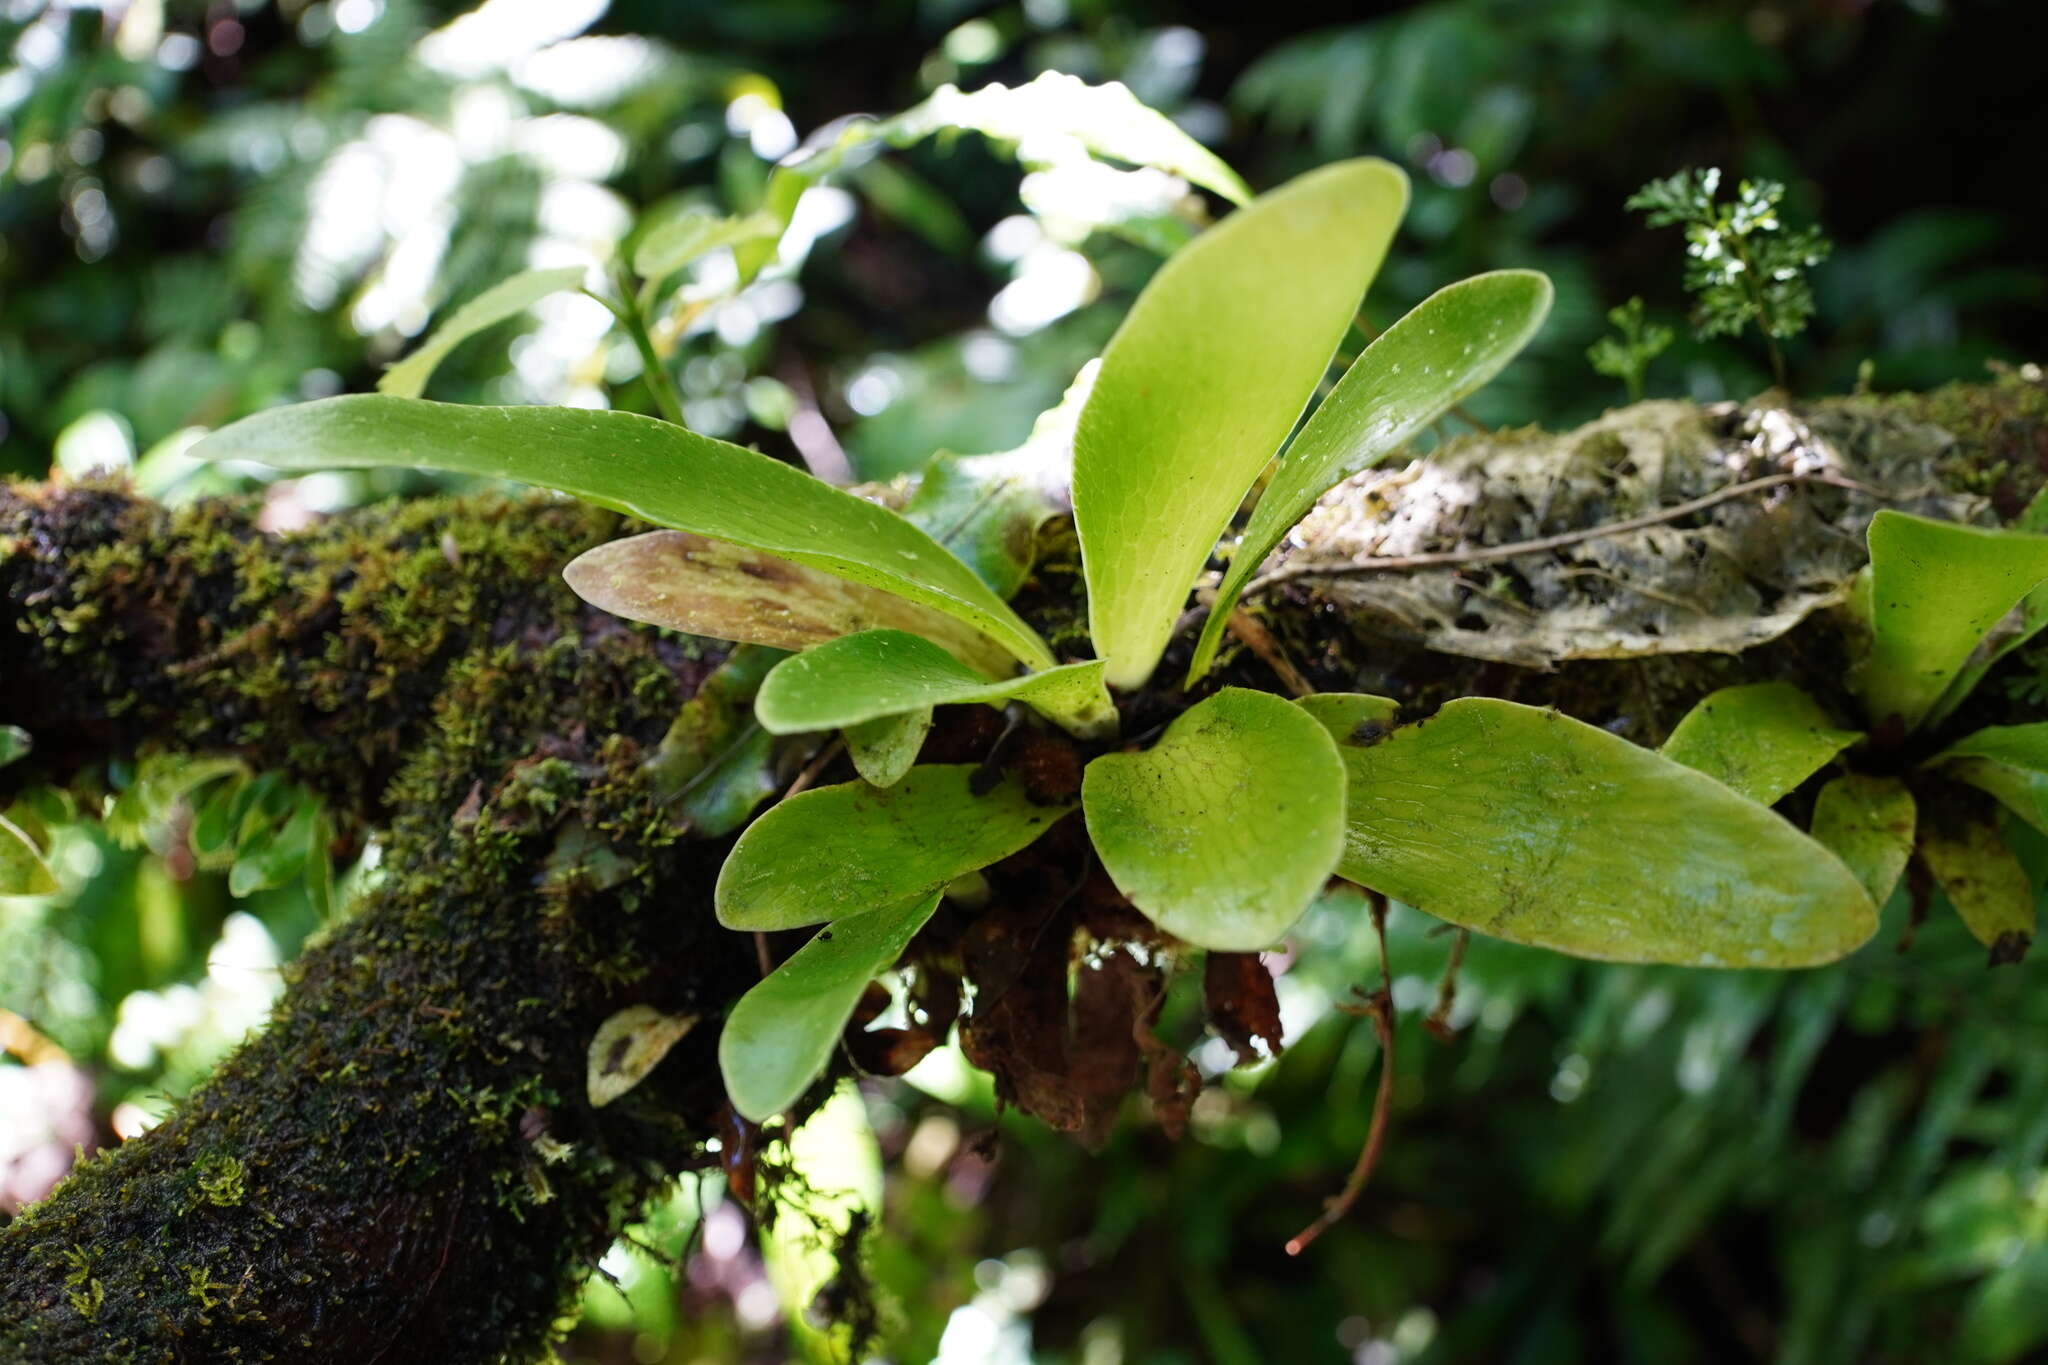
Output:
1,375,2043,1363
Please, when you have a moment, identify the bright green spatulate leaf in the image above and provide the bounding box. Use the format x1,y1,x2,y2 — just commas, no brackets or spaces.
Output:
1327,698,1876,966
191,396,1054,672
1082,687,1345,951
1072,158,1409,690
756,630,1117,741
1189,269,1553,682
1659,682,1860,806
1919,800,2036,964
377,267,587,400
719,891,942,1123
1,813,57,896
844,710,932,787
1933,723,2048,834
716,765,1068,930
563,531,1017,676
1810,774,1917,907
1860,511,2048,729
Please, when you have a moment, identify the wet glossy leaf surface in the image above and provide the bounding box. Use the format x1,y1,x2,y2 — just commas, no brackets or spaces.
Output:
1072,159,1408,689
716,765,1068,930
1083,687,1345,950
1191,269,1552,680
755,629,1115,740
192,395,1054,671
1659,681,1860,806
718,892,941,1123
1330,698,1876,966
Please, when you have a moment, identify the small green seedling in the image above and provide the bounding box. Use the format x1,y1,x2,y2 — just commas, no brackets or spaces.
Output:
1628,167,1831,385
1586,296,1673,403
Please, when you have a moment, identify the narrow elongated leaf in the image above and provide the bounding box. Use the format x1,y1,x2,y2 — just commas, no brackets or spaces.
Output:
719,892,942,1123
632,209,781,281
1919,801,2036,964
1,813,57,896
191,396,1055,672
1082,687,1345,950
1934,723,2048,834
377,268,587,400
756,629,1117,741
564,531,1017,676
1189,270,1553,681
716,765,1068,930
1073,159,1409,690
1329,698,1876,966
1860,511,2048,728
1659,682,1860,806
1810,774,1917,906
844,710,931,787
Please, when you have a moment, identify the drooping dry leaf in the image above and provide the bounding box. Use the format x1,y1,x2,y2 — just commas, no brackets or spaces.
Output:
587,1005,699,1108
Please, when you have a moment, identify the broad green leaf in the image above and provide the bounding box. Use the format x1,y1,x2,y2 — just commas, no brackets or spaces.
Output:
1328,698,1877,966
901,454,1059,599
884,73,1252,205
376,267,587,400
715,765,1068,930
1659,682,1860,806
0,726,29,770
1933,723,2048,834
1919,803,2036,964
755,629,1117,741
844,710,931,787
1082,687,1345,951
563,531,1017,677
587,1005,699,1108
645,646,783,795
191,396,1055,672
189,776,248,859
230,799,320,898
1072,158,1409,690
1810,775,1917,906
676,724,784,839
1,813,57,896
1925,496,2048,728
719,891,941,1122
1295,692,1401,745
632,209,781,282
1860,510,2048,728
105,753,245,848
1189,270,1553,681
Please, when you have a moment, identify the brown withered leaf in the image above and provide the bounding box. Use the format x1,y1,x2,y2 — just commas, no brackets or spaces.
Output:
563,530,1015,674
1204,951,1284,1067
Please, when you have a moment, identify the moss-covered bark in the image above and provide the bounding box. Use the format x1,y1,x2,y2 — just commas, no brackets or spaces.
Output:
1,376,2044,1362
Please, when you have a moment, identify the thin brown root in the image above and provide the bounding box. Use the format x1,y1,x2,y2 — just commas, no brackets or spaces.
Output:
1424,930,1470,1043
1287,892,1396,1256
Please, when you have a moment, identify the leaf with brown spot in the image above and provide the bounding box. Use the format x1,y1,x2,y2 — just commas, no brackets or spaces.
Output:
1917,784,2036,965
564,531,1019,676
586,1006,698,1108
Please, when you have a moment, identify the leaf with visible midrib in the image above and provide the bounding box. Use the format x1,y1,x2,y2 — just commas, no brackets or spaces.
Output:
719,892,942,1123
715,765,1069,930
1328,698,1876,967
378,268,587,400
1189,270,1553,682
1,814,58,897
191,395,1053,673
1082,687,1345,951
755,629,1116,741
1073,158,1409,691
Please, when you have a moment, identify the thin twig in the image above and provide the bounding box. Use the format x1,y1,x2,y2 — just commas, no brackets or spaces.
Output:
781,738,844,801
1225,609,1314,698
1287,892,1396,1256
1248,470,1889,597
597,275,687,428
1424,930,1469,1043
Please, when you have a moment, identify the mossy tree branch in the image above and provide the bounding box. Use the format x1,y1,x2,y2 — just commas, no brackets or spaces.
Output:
1,376,2044,1363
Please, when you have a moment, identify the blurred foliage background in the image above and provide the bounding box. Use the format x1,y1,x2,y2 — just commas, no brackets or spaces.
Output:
5,1,2048,1362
